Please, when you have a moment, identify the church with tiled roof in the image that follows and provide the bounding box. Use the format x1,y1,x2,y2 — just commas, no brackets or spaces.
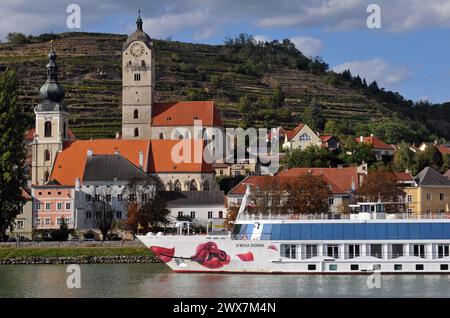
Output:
30,13,223,230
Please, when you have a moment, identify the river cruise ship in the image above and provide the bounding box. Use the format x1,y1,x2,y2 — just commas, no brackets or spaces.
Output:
137,187,450,274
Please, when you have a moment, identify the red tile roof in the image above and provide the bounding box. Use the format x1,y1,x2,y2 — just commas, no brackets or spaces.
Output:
21,188,32,200
392,172,414,182
319,135,334,142
355,136,394,150
148,139,214,173
436,145,450,156
151,101,222,127
228,172,350,196
285,124,305,141
277,167,361,193
49,139,151,186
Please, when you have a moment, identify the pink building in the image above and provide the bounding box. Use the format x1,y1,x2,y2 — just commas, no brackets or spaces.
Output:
32,185,75,229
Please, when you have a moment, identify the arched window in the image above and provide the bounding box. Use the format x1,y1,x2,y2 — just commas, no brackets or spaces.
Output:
189,180,198,191
134,128,139,137
174,180,182,191
201,127,207,139
159,132,164,140
44,150,50,162
203,180,209,191
44,121,52,137
133,109,139,119
43,171,49,183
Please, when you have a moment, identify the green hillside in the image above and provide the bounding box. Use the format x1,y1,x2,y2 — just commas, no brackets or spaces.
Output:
0,32,449,142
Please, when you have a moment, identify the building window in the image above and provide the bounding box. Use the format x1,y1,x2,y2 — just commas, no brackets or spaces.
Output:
86,211,92,219
133,109,139,119
413,244,425,259
426,193,432,201
134,73,141,81
36,218,41,226
203,180,209,191
17,221,24,230
36,202,41,210
116,211,122,219
392,244,404,258
65,202,71,210
105,194,111,202
218,211,223,219
208,211,213,219
328,197,335,206
416,264,424,271
406,194,412,203
394,264,402,271
350,264,359,271
327,245,339,259
371,244,382,258
189,180,198,191
117,194,123,202
57,203,62,210
281,244,297,259
348,244,360,259
134,128,139,137
178,211,183,218
441,264,449,271
440,193,445,201
299,133,311,141
438,245,450,258
159,132,164,140
94,194,100,202
174,180,182,191
129,194,136,202
44,121,52,137
44,171,49,183
45,203,51,210
44,150,50,162
57,218,62,225
142,194,148,202
308,264,316,271
45,218,50,226
305,245,318,259
329,264,338,271
85,194,91,202
190,211,196,219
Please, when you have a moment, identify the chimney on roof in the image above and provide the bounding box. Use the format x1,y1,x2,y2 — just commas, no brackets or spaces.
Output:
114,150,120,155
360,136,364,142
87,149,93,156
139,151,144,168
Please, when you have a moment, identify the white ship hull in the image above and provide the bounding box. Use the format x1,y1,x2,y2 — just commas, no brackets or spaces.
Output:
137,234,450,274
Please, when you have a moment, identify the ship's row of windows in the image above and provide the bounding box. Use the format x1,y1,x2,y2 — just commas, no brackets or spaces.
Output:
303,263,449,272
280,244,450,260
232,223,450,240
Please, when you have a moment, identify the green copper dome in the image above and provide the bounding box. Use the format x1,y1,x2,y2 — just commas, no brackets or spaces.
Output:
38,42,65,103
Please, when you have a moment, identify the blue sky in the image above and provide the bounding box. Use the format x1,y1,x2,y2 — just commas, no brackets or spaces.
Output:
2,0,450,103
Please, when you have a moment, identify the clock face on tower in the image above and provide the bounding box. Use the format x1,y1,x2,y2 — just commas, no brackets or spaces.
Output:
130,42,145,57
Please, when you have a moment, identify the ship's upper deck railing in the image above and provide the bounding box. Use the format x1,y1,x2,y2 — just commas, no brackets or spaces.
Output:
236,212,450,221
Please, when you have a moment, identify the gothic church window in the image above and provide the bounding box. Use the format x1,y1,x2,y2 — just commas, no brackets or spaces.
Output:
44,150,50,162
190,180,198,191
134,73,141,81
134,109,139,119
174,180,182,191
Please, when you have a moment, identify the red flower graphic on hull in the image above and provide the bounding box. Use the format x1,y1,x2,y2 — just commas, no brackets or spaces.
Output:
149,246,175,263
236,252,254,262
191,242,230,269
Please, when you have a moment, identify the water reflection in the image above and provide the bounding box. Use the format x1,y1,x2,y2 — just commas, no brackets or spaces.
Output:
1,264,450,298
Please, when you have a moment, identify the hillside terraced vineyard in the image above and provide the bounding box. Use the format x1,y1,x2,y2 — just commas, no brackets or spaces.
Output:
0,32,445,140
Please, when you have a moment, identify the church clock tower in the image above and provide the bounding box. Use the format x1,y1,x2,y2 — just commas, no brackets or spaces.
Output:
32,42,70,185
122,11,155,139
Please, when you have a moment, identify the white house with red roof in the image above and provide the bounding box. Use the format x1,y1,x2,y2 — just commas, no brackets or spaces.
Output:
355,134,395,161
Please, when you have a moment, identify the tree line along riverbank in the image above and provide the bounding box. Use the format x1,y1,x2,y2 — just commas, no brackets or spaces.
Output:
0,246,161,265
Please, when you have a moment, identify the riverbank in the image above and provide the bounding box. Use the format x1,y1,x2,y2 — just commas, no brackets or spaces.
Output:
0,247,161,265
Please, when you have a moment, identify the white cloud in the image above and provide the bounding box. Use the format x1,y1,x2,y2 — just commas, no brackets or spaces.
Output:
289,36,323,57
333,58,412,88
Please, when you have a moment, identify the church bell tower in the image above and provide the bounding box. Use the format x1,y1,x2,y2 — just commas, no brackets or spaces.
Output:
122,11,155,139
31,42,70,185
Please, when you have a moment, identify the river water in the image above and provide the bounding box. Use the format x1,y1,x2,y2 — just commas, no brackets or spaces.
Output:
0,264,449,297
